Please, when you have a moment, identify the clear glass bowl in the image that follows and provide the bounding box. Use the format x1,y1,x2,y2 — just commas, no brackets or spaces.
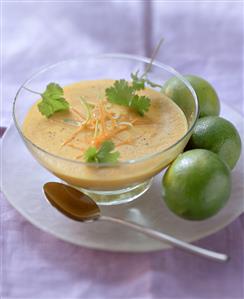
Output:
13,54,199,205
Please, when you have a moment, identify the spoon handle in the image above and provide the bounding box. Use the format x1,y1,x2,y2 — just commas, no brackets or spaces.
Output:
100,215,228,262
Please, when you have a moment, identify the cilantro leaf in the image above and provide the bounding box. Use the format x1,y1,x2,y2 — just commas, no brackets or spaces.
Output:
38,83,70,118
131,71,162,90
96,141,120,163
105,80,133,105
130,95,150,116
131,71,145,90
84,140,120,163
84,147,98,163
144,79,162,89
105,80,150,116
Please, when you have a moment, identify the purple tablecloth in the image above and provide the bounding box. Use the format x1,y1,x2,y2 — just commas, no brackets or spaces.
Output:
1,2,243,298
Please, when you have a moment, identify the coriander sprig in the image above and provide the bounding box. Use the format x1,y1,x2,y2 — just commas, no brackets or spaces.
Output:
105,80,150,116
131,38,164,90
23,83,70,118
37,83,70,118
84,140,120,163
105,38,164,116
131,71,162,90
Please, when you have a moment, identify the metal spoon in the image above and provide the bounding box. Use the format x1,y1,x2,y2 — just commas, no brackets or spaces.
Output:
43,182,229,262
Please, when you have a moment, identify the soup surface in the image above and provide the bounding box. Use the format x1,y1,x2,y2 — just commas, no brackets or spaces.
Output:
22,79,188,162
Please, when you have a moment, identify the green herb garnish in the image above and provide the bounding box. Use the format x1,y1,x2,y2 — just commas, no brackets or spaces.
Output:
131,71,146,90
84,140,120,163
106,38,164,116
105,80,150,116
131,71,162,90
37,83,69,118
131,38,164,90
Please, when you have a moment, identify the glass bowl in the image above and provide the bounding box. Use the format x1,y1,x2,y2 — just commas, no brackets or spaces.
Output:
13,54,199,205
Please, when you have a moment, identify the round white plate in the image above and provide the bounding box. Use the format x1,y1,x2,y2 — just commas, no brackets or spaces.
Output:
1,103,244,252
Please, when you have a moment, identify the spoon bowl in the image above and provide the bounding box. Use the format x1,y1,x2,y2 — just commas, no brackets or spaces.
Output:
44,182,100,221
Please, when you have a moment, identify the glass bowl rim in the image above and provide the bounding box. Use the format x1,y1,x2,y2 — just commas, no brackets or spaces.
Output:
13,53,199,166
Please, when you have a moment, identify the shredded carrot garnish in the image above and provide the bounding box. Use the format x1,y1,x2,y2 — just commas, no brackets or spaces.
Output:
60,96,148,157
92,125,128,147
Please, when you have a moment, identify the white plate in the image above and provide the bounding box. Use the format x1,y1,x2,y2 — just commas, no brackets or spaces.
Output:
1,103,244,252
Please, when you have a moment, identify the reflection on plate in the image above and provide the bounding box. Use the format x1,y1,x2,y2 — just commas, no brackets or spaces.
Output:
1,103,244,252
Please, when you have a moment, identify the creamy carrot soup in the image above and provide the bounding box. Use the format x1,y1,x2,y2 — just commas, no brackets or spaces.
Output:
21,79,188,190
23,79,187,161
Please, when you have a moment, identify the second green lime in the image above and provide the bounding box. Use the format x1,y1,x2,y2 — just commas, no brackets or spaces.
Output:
162,75,220,118
187,116,242,170
162,149,231,221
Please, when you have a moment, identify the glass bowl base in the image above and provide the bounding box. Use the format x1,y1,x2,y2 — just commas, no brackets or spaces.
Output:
70,179,153,205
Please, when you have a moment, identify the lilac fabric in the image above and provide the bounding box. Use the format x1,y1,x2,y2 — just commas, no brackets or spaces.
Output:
1,2,244,299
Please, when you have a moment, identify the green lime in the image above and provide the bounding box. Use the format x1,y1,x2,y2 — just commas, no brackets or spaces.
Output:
162,75,220,118
187,116,242,170
162,149,231,221
185,75,220,117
